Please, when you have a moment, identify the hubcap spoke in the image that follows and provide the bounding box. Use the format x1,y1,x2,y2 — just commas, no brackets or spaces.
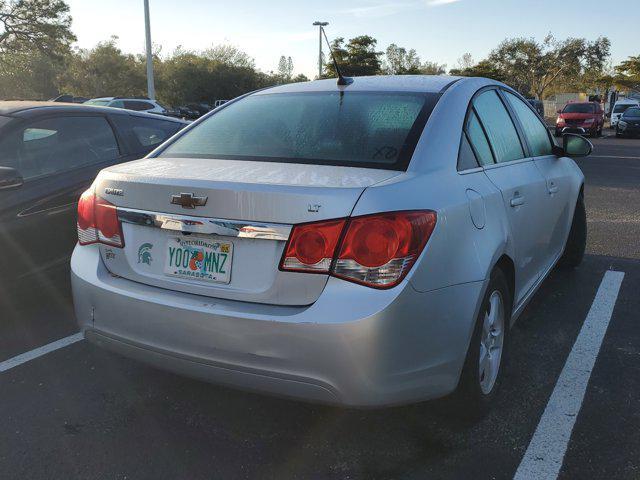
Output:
479,347,491,379
478,290,505,395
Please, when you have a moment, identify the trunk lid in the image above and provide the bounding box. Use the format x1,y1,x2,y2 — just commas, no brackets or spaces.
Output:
93,157,400,305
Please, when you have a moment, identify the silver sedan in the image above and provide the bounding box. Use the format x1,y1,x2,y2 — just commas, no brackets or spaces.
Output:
71,75,589,413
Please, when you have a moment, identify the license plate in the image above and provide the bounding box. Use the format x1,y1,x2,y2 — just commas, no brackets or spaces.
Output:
164,236,233,284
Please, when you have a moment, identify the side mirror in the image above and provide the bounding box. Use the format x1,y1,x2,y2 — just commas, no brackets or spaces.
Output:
0,167,24,190
556,134,592,158
557,109,562,114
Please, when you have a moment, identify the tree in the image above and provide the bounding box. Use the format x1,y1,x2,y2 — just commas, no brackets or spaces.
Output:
0,0,75,61
383,44,422,74
324,35,382,77
456,53,474,70
202,44,255,69
484,35,610,99
0,49,63,99
421,61,447,75
614,55,640,91
277,55,294,82
57,37,147,98
450,58,507,82
0,0,75,99
155,44,270,106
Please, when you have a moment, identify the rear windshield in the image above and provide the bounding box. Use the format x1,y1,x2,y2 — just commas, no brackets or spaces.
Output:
623,107,640,117
159,92,439,170
563,103,595,114
614,103,636,113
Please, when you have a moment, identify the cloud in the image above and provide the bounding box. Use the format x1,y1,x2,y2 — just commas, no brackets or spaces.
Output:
337,0,461,18
426,0,462,6
342,2,417,18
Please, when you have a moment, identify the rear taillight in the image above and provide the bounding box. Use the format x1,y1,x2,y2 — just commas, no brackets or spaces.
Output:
280,210,436,289
280,219,346,273
77,189,124,248
333,211,436,288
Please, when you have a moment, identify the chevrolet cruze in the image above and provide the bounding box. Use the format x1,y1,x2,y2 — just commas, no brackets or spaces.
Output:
71,76,590,412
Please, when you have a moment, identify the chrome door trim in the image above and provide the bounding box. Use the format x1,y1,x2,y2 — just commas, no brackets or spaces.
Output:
482,157,533,171
117,207,292,241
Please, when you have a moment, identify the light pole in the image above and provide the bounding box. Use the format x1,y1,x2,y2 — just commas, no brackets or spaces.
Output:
312,21,328,79
144,0,156,100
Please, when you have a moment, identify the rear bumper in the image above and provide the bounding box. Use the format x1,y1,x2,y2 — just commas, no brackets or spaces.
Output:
71,245,485,407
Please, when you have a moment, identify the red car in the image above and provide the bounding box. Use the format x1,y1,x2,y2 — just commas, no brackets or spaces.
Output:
555,101,604,137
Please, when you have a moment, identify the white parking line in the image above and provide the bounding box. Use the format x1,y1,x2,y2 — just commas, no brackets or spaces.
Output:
513,270,625,480
0,333,84,373
590,155,640,160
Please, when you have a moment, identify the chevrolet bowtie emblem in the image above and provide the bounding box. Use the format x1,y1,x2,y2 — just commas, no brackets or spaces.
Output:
170,192,208,209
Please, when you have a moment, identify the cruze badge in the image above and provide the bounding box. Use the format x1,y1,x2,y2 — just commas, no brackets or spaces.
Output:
104,187,124,197
171,192,208,209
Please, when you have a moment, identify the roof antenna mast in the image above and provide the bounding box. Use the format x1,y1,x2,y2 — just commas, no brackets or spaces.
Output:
320,26,353,86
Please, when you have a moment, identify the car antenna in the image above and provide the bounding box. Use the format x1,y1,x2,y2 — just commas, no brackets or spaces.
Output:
320,27,353,86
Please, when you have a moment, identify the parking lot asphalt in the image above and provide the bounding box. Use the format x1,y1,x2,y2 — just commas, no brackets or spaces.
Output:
0,135,639,480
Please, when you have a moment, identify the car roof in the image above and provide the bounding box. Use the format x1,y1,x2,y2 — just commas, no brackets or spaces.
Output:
0,101,186,123
255,75,464,95
614,99,640,104
92,97,155,101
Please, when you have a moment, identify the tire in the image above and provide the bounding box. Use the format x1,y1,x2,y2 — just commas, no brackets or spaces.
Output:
450,268,512,420
559,192,587,269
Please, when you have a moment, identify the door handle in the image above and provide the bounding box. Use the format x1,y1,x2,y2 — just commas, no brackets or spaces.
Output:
548,182,559,194
510,195,525,207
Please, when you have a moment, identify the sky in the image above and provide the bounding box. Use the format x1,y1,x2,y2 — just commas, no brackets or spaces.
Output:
66,0,638,79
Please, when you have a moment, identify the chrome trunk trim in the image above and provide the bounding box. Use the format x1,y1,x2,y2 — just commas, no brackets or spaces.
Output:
117,208,292,241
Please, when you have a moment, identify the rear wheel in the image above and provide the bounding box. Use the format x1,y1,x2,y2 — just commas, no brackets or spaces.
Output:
559,192,587,268
451,268,511,419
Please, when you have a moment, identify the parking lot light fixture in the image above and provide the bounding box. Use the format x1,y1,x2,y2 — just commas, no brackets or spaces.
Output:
313,21,329,79
144,0,156,100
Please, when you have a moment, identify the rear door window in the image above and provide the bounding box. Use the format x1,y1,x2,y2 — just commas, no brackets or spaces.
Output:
130,116,184,152
504,91,553,157
465,110,494,166
473,90,525,163
0,116,120,179
457,133,480,170
124,101,155,111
